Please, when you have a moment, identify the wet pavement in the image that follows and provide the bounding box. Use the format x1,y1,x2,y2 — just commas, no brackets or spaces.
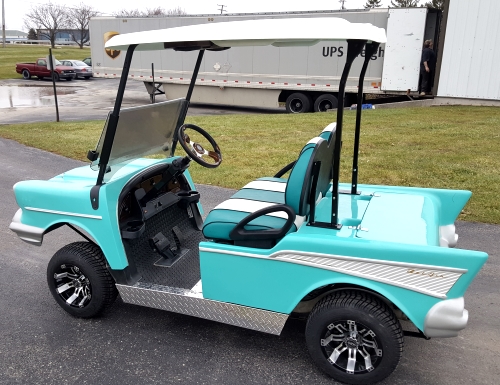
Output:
0,78,284,124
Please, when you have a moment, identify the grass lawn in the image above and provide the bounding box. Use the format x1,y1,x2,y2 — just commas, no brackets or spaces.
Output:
0,45,91,80
0,106,499,224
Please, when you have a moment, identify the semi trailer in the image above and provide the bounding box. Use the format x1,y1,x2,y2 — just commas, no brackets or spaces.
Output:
89,8,441,112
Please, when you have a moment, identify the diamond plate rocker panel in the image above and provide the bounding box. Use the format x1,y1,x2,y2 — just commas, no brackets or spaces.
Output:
116,283,288,335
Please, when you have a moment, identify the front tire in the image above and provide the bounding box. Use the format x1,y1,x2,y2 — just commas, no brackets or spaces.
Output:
305,290,403,385
47,242,117,318
52,72,60,82
22,69,31,80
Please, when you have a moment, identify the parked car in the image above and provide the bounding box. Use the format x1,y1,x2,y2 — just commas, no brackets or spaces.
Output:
15,58,76,81
60,60,93,79
82,57,92,66
9,18,488,385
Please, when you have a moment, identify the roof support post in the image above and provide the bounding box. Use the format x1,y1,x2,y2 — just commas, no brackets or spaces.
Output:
351,42,380,195
331,39,366,227
90,44,137,209
186,50,205,102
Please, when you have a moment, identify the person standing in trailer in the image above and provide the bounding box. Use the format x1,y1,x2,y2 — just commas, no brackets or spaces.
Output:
419,39,437,95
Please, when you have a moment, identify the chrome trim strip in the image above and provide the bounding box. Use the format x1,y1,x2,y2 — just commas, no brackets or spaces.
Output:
116,282,288,335
199,248,467,299
25,207,102,220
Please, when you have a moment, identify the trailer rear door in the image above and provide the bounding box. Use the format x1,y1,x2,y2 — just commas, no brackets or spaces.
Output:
381,8,427,92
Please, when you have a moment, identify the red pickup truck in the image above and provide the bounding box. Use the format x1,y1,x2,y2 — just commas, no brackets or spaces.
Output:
16,58,77,81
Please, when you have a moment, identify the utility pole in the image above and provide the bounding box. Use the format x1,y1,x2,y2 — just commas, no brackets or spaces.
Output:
2,0,6,48
217,4,227,14
339,0,347,10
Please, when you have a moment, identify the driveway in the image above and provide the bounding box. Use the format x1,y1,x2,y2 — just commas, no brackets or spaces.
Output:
0,78,284,125
0,137,499,385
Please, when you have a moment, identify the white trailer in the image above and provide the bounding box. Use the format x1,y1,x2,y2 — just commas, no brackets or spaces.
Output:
89,8,441,112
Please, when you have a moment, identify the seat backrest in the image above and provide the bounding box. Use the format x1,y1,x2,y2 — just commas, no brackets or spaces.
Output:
285,137,331,216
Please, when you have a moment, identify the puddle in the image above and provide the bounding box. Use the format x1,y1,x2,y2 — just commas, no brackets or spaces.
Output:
0,86,76,108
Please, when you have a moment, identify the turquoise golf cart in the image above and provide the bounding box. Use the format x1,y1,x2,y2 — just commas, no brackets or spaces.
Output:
9,18,487,384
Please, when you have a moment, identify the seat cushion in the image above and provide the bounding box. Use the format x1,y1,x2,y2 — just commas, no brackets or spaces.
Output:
202,196,304,241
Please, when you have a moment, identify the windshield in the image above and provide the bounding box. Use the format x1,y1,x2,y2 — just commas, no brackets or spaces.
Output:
72,61,87,66
54,59,62,66
90,98,188,182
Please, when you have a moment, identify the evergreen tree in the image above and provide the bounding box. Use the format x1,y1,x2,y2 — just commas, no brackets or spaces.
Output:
364,0,382,8
390,0,420,6
27,28,37,41
424,0,444,10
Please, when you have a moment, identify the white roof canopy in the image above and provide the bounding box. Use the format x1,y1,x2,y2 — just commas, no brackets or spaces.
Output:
105,17,387,52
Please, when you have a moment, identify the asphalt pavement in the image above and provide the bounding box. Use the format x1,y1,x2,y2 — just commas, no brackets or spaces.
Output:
0,137,499,385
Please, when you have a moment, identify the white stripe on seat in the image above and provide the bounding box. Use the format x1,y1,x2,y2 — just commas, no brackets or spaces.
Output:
322,122,337,133
213,198,305,228
242,180,287,193
306,137,322,145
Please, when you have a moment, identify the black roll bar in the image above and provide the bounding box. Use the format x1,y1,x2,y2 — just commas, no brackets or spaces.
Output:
330,39,366,228
90,44,137,209
351,42,380,195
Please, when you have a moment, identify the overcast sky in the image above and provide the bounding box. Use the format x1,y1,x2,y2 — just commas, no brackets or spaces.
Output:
4,0,392,32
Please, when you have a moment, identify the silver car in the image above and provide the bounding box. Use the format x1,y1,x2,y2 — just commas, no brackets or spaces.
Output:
60,60,93,79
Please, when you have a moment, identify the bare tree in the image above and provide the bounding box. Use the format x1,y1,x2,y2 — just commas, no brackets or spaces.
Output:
114,7,186,17
390,0,420,6
67,3,99,49
113,9,143,17
24,4,69,48
423,0,444,9
167,7,187,16
364,0,383,8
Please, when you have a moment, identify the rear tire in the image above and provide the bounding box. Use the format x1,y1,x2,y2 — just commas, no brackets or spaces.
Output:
314,94,338,112
305,290,403,385
22,69,31,80
285,92,312,113
47,242,117,318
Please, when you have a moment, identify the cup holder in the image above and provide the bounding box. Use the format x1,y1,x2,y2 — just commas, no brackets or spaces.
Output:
121,220,145,239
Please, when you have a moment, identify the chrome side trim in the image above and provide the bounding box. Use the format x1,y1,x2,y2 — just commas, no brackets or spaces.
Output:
9,209,44,246
424,297,468,337
25,207,102,220
199,248,467,298
116,282,288,335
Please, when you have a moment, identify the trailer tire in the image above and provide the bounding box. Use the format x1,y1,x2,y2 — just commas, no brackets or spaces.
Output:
285,93,312,113
305,290,403,384
22,69,31,80
47,242,118,318
314,94,338,112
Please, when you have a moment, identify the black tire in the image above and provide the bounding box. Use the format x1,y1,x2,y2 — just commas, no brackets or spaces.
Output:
285,92,312,113
305,290,403,385
314,94,338,112
66,77,73,81
22,69,31,80
52,72,60,82
47,242,118,318
38,76,44,80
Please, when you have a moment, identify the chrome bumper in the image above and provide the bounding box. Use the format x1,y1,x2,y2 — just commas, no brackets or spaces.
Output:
9,209,44,246
424,297,468,338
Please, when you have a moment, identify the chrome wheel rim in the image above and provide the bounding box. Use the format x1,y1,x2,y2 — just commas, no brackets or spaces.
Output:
321,320,383,375
53,264,92,308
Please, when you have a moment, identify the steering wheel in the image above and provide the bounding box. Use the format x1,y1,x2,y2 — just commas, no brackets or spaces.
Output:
177,123,222,168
